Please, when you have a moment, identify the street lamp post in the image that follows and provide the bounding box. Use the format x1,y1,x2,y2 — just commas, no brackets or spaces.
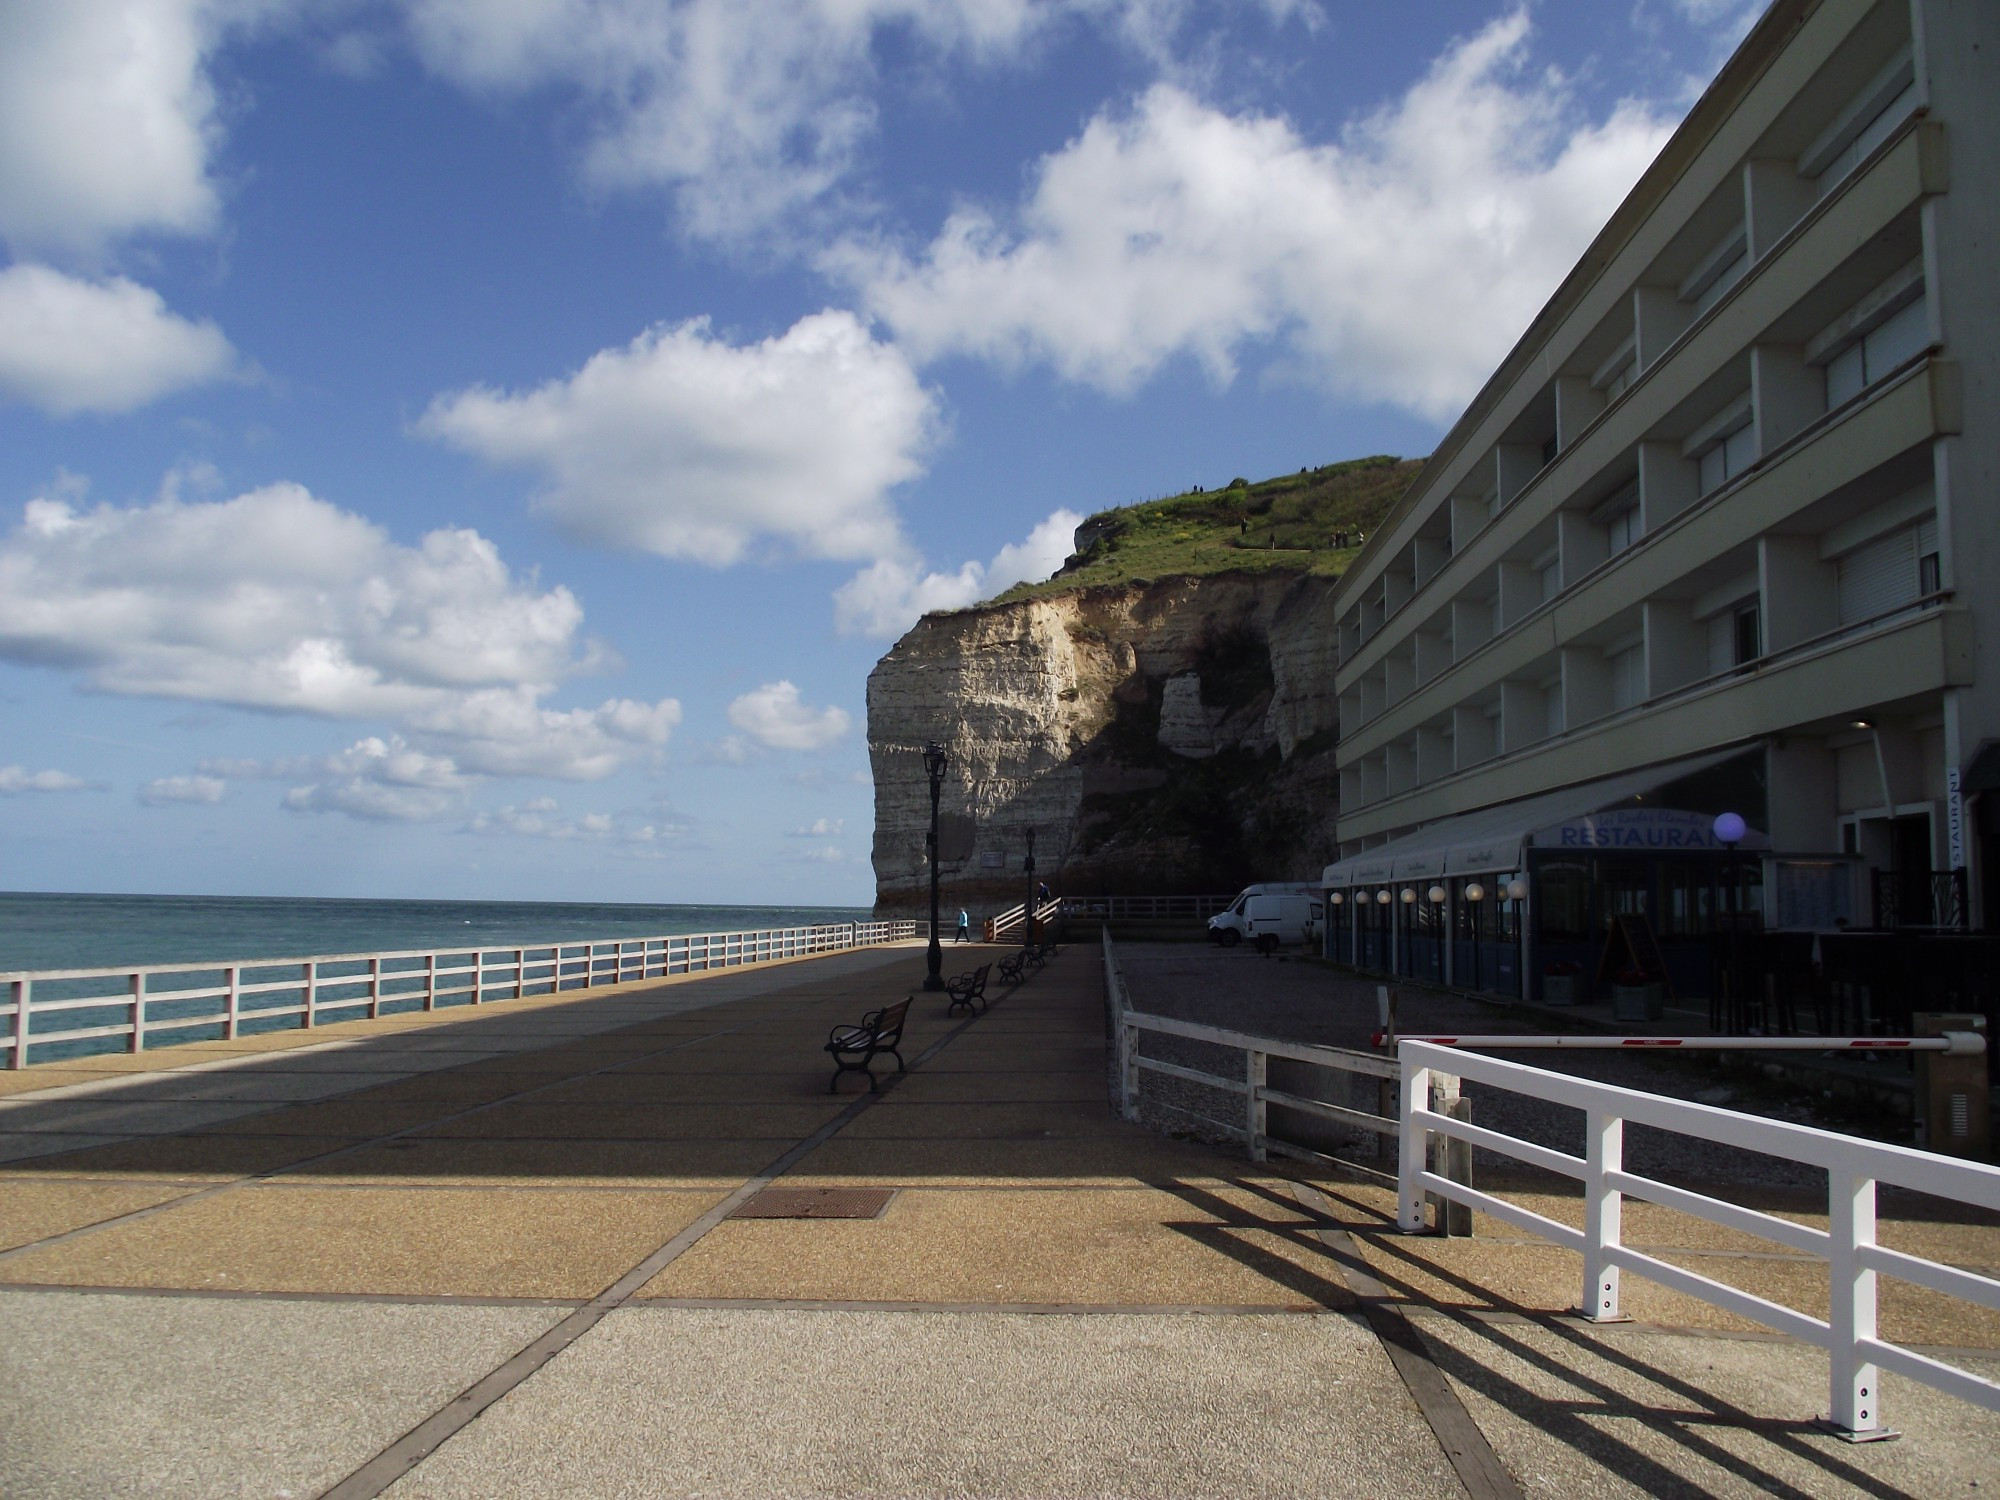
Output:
1022,828,1037,948
1713,811,1746,1027
923,741,948,992
1464,881,1485,992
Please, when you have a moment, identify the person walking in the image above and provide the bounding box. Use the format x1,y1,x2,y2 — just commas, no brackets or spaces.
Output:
955,908,970,943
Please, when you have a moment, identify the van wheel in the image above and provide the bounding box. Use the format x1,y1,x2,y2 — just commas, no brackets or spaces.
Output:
1255,933,1279,955
1218,929,1241,948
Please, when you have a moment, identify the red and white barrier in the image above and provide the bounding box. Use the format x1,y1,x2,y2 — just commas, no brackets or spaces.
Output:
1374,1031,1986,1055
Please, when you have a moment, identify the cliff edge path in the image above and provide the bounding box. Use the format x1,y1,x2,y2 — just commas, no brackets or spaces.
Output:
1,942,1993,1498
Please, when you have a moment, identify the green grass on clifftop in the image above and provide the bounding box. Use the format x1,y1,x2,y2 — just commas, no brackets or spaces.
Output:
986,454,1423,604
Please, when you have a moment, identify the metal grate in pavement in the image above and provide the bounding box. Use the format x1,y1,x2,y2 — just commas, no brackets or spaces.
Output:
728,1186,895,1220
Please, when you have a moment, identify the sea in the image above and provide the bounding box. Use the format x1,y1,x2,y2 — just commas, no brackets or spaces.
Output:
0,891,878,976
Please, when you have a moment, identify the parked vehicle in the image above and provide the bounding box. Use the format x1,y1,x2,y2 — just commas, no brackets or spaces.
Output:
1206,883,1323,953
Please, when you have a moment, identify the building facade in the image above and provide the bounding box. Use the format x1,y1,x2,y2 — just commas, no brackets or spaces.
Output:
1321,0,1998,1000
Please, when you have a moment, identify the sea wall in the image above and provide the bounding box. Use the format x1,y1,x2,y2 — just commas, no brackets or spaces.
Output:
868,569,1340,910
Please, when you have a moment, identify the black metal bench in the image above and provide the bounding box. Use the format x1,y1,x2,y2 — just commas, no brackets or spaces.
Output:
998,951,1030,985
946,962,991,1015
825,997,911,1091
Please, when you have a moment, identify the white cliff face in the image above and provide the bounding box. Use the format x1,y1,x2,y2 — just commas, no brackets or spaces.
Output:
868,571,1341,910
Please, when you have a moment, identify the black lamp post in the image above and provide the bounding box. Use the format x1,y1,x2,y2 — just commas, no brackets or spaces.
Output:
922,740,948,992
1022,828,1037,948
1714,811,1746,1026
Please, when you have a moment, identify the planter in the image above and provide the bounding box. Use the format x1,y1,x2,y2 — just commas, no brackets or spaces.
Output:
1613,982,1665,1022
1543,974,1579,1006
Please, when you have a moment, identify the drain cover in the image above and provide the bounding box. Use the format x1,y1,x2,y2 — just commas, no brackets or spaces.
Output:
729,1187,894,1220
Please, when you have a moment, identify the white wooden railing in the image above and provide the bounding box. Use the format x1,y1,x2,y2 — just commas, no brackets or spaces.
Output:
1067,893,1234,921
1399,1039,2000,1440
3,920,917,1070
987,896,1066,940
1104,930,1404,1168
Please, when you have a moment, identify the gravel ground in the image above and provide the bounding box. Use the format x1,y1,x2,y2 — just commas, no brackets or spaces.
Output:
1107,941,1921,1199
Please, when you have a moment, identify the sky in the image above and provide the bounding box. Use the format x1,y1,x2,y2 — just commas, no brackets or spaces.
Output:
0,0,1760,907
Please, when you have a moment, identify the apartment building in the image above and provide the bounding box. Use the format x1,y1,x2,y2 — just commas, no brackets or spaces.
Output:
1321,0,1997,1001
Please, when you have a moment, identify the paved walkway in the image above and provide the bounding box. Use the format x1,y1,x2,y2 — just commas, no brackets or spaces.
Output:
1,942,1995,1498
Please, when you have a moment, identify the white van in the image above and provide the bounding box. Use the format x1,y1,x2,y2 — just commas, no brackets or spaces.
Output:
1206,883,1323,953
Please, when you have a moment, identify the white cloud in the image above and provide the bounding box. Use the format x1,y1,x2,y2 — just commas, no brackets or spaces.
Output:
401,0,1061,243
789,817,843,837
420,311,936,567
0,764,90,794
466,796,680,845
139,773,224,804
0,481,680,782
833,507,1081,638
834,13,1676,420
727,680,852,752
0,0,223,257
0,265,236,416
283,734,471,823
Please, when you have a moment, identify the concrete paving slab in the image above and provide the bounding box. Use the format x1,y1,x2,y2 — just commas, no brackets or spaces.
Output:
379,1306,1460,1500
641,1184,1356,1308
0,1069,127,1098
527,1070,833,1104
0,1132,367,1180
201,1100,464,1137
0,1097,281,1137
786,1134,1262,1185
412,1101,846,1140
1413,1309,2000,1497
0,1133,134,1165
0,1181,196,1252
889,1070,1110,1103
0,1288,566,1500
301,1136,782,1185
337,1070,568,1106
21,1069,421,1105
0,1183,728,1298
842,1101,1136,1139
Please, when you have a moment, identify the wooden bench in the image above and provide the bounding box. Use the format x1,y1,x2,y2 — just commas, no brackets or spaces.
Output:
946,962,990,1015
825,997,911,1092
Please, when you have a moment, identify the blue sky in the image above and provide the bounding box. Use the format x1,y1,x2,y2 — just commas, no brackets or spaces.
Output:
0,0,1754,906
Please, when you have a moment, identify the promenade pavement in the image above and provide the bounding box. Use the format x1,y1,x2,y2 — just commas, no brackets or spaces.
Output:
1,939,1996,1498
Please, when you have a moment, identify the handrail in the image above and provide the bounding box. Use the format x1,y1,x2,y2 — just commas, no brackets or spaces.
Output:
1105,932,1403,1175
1398,1039,2000,1439
3,920,917,1070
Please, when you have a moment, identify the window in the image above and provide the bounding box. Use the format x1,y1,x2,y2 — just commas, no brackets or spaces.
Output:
1824,294,1928,407
1686,399,1756,496
1733,602,1761,665
1680,226,1748,316
1608,641,1643,712
1705,596,1760,674
1802,45,1917,195
1593,336,1638,403
1538,554,1561,602
1837,517,1939,623
1593,478,1641,557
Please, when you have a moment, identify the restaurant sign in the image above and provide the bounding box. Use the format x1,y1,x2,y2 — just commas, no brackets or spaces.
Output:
1532,807,1770,852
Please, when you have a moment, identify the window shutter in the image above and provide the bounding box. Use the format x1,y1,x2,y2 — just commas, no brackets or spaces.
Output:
1838,526,1917,623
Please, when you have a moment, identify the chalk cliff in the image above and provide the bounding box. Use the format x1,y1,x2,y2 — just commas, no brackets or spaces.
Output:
868,569,1341,910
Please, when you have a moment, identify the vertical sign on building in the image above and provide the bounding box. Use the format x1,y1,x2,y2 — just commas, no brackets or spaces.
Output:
1947,766,1965,870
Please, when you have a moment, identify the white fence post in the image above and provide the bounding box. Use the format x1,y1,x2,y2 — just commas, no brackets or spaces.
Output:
129,972,145,1053
423,953,436,1012
1828,1169,1887,1437
1398,1050,1428,1232
224,964,241,1040
305,962,319,1029
1248,1048,1268,1162
10,979,27,1068
367,957,381,1019
1582,1108,1625,1321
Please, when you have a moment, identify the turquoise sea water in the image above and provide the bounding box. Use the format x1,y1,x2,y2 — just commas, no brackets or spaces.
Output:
0,891,877,975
